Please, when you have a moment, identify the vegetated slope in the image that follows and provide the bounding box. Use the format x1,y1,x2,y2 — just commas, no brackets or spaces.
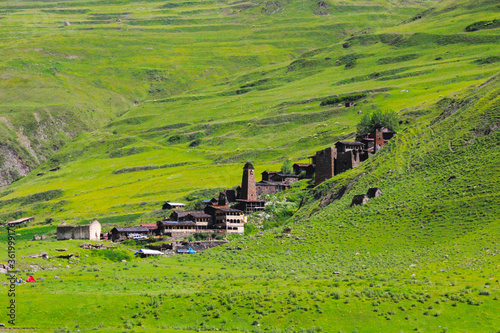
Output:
1,0,498,224
0,0,424,187
3,57,498,333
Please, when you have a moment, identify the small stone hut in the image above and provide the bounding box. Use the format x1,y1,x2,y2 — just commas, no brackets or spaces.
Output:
367,187,382,198
351,194,369,207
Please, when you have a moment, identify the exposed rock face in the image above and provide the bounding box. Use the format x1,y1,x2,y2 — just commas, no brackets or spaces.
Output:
0,144,31,187
0,109,90,188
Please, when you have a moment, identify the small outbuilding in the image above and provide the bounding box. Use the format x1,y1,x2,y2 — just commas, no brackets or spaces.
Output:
4,216,34,227
162,202,186,210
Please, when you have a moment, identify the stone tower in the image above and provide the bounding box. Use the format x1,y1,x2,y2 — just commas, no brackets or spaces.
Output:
241,162,257,201
314,147,336,186
373,123,385,153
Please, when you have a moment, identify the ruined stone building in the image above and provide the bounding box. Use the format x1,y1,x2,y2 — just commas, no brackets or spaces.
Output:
312,124,395,185
312,143,364,186
292,163,315,178
57,220,101,241
357,124,396,153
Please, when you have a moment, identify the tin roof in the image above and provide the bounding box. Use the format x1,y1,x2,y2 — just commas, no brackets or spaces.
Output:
5,216,34,225
113,227,149,233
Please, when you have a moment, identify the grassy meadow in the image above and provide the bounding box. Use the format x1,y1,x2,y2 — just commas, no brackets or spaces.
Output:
0,0,498,331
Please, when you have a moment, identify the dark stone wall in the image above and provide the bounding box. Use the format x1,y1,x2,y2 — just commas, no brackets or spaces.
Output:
335,150,360,175
57,225,90,240
314,147,335,186
256,184,280,196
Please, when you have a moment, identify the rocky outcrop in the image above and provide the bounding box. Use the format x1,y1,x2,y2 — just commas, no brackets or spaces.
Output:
0,144,31,187
0,109,91,188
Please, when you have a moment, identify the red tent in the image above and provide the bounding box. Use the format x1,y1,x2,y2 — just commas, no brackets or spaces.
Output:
26,276,35,283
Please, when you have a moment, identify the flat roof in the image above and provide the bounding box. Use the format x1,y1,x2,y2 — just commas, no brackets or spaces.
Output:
217,208,243,213
113,227,149,232
5,216,34,225
159,220,196,226
337,141,364,145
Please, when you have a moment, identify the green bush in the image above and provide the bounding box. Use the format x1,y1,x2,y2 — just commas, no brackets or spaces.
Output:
320,93,367,106
377,54,419,65
356,110,399,135
465,19,500,32
281,159,293,174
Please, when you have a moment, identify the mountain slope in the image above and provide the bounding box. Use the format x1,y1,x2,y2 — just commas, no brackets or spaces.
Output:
1,0,499,224
0,0,428,187
2,55,498,333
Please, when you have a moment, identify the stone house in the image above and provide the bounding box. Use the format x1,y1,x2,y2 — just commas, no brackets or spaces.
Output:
213,208,247,234
110,226,149,242
57,220,101,241
181,212,212,230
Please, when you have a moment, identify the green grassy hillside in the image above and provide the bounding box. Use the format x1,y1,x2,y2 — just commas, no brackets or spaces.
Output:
0,0,426,187
0,0,498,331
1,0,499,224
1,74,498,332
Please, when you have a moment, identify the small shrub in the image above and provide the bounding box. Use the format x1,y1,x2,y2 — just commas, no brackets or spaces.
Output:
189,138,202,147
465,19,500,32
320,93,367,106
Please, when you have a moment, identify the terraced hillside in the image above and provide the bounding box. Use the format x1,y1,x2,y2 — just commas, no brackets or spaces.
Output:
0,0,424,187
0,0,498,223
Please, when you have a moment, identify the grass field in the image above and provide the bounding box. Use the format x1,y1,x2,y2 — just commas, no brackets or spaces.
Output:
0,0,498,331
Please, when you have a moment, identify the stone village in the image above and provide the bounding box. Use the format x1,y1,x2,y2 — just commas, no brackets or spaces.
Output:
44,124,394,254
